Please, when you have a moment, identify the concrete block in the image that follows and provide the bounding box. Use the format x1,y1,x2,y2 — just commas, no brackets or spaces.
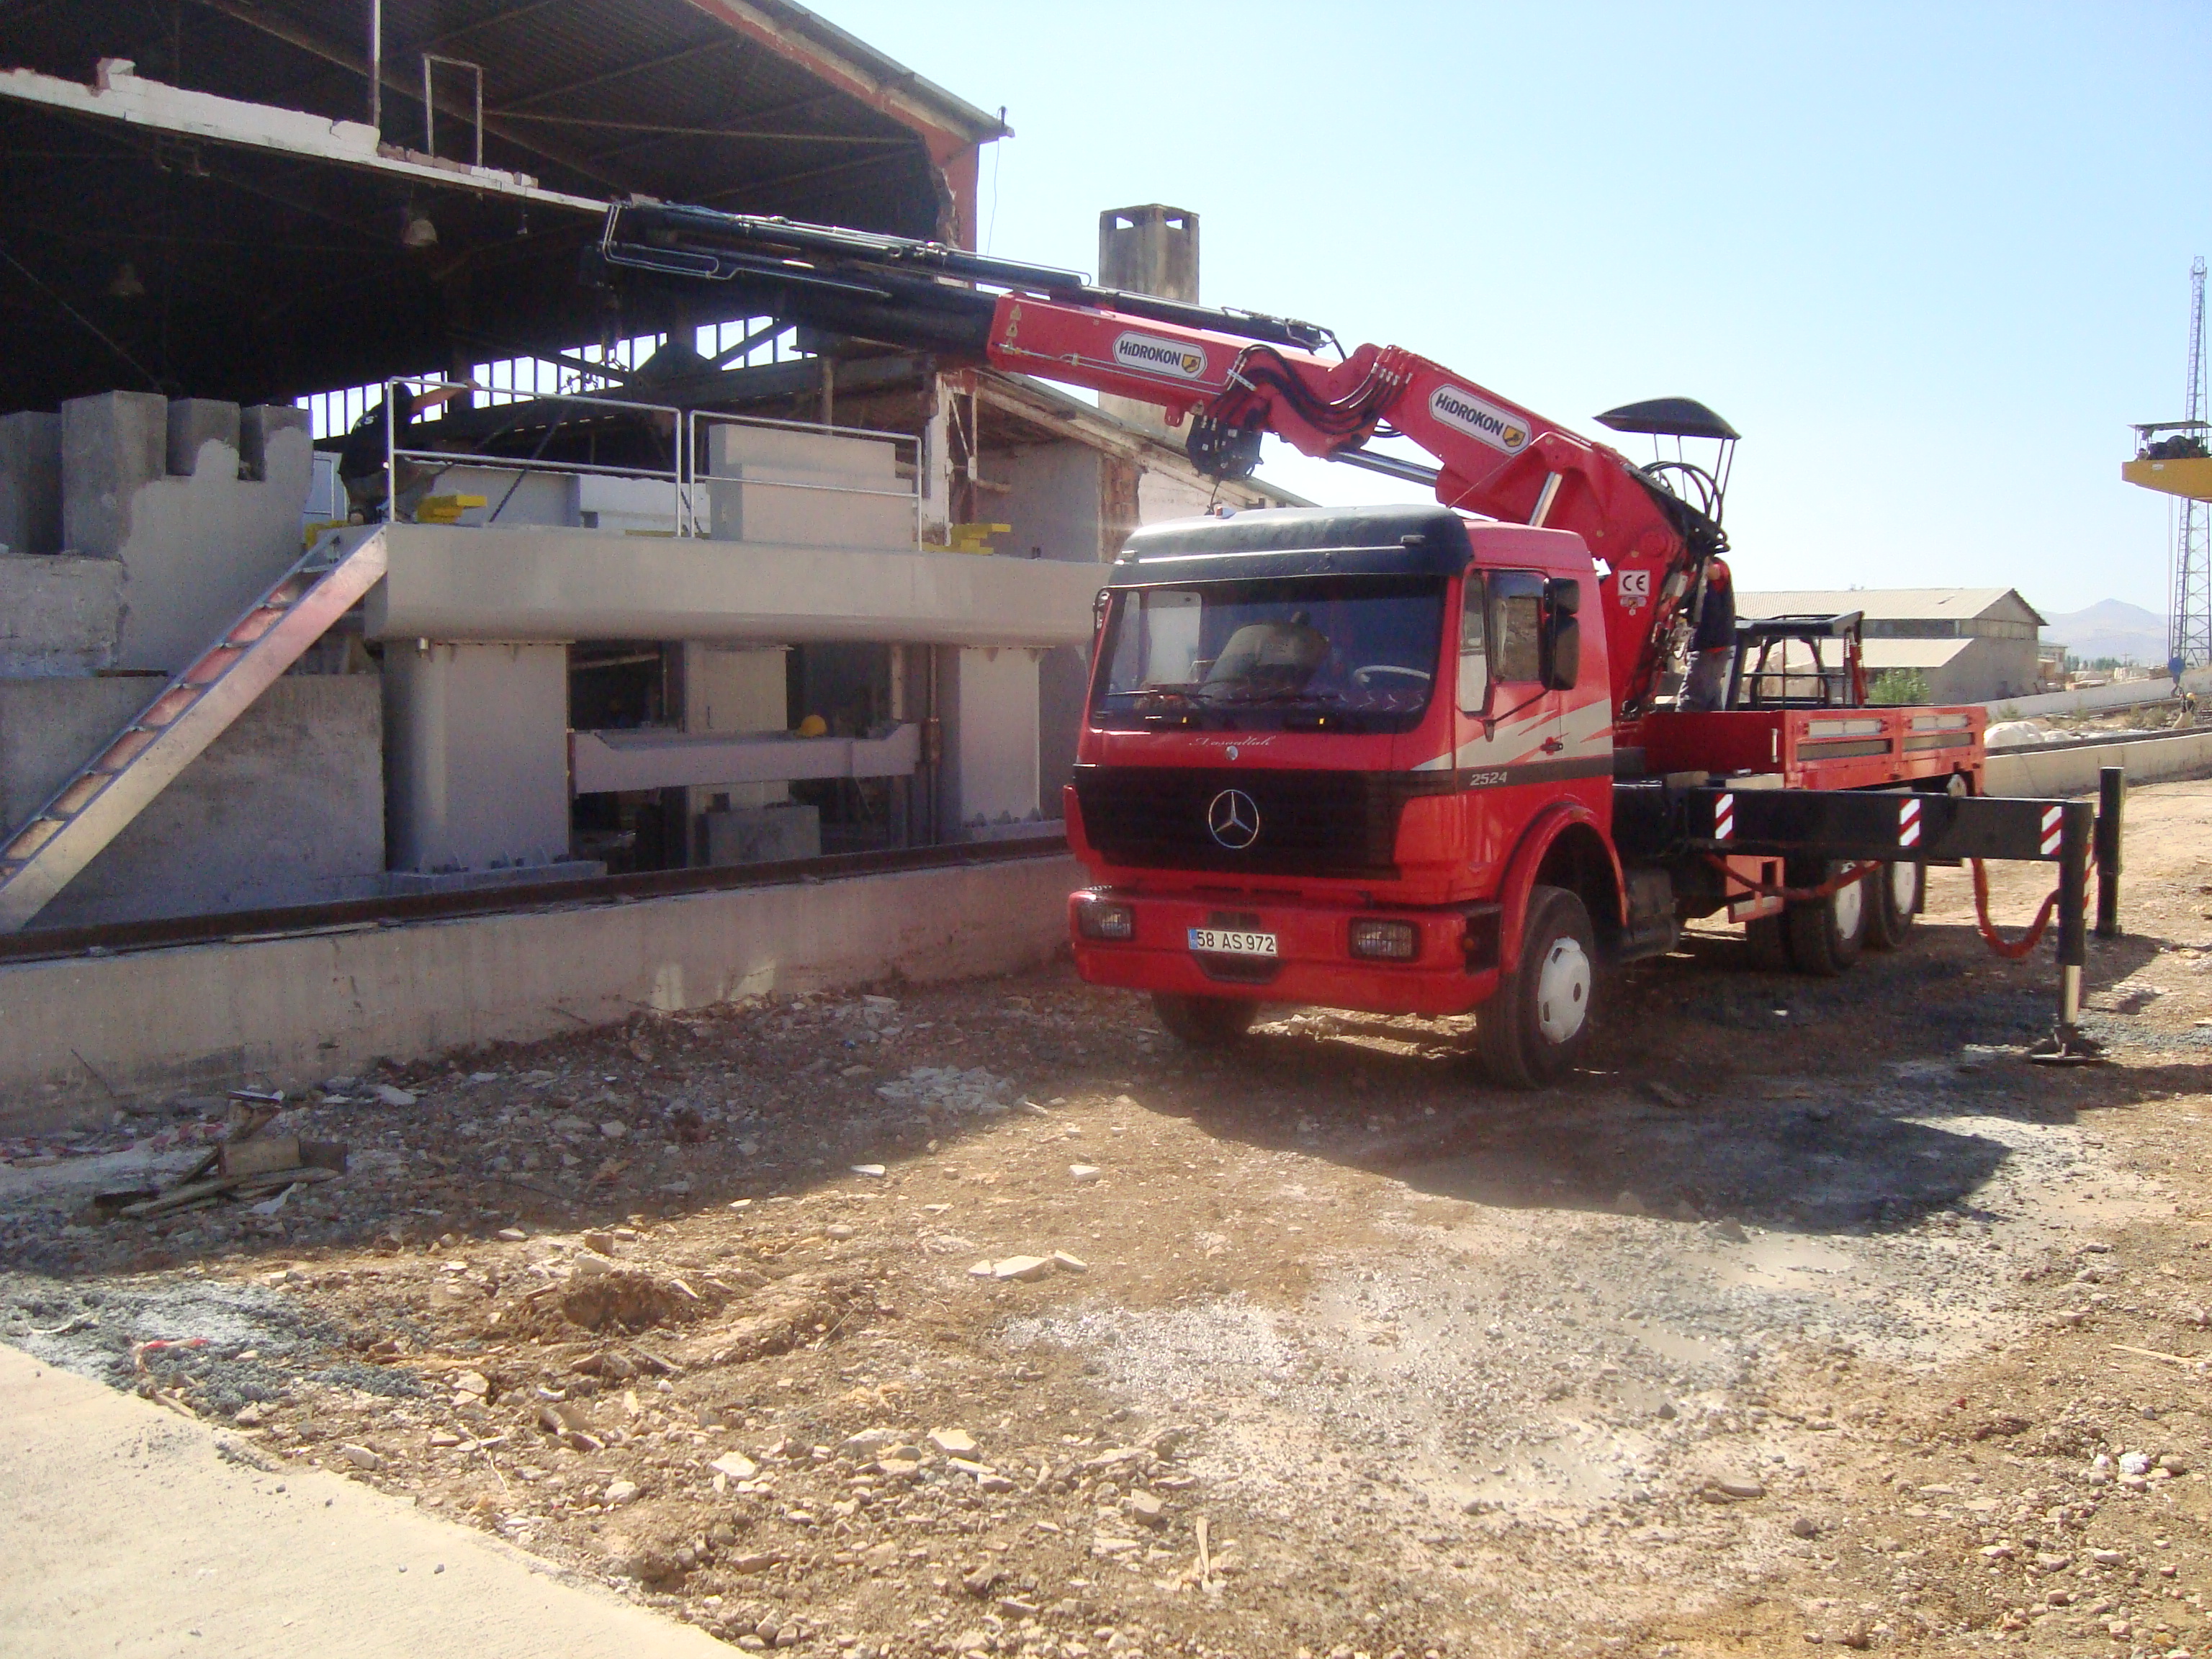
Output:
0,411,61,555
0,555,124,678
240,403,308,485
702,802,821,866
704,422,912,550
385,641,570,872
108,403,315,671
415,463,580,529
166,399,241,478
8,674,386,928
62,390,167,557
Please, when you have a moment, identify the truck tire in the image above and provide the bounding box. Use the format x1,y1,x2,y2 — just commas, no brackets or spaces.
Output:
1479,885,1597,1089
1152,992,1257,1048
1866,859,1922,950
1784,860,1869,976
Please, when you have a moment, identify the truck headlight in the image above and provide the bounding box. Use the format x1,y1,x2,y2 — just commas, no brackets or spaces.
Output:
1076,898,1134,941
1349,918,1418,961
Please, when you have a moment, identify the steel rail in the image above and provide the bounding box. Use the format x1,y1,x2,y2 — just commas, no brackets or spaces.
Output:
0,834,1070,968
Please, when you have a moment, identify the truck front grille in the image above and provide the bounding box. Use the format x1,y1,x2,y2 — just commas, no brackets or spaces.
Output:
1072,765,1447,879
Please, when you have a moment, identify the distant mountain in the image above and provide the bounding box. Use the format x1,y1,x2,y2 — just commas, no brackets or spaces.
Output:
2037,598,2167,665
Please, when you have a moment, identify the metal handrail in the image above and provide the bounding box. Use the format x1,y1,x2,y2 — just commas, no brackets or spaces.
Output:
372,381,927,543
382,378,684,531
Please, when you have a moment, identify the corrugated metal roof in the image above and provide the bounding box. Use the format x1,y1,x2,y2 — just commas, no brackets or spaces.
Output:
1737,588,2044,625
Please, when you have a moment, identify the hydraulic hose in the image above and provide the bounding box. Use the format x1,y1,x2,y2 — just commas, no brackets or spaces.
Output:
1969,858,2062,961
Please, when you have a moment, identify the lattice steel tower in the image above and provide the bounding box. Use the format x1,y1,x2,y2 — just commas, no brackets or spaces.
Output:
2172,257,2211,673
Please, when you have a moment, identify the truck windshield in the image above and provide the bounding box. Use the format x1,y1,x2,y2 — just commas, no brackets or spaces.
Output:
1094,575,1444,732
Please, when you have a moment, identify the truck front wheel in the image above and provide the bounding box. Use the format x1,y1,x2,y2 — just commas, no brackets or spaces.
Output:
1152,992,1257,1048
1784,860,1869,976
1479,885,1597,1089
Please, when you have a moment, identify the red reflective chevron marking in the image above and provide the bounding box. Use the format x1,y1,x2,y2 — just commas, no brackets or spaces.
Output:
1898,796,1922,848
1714,793,1735,842
2040,805,2062,857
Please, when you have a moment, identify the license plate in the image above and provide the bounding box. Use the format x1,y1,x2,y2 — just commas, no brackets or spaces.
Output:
1187,927,1277,957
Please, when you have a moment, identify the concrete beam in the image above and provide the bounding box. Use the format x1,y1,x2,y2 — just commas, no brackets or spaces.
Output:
363,523,1103,649
0,852,1081,1123
0,59,603,212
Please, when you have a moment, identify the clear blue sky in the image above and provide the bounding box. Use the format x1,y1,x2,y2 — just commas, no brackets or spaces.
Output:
818,0,2211,617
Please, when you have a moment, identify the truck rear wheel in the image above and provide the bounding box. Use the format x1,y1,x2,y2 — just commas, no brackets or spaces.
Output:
1152,992,1257,1048
1784,860,1869,976
1479,885,1597,1089
1866,859,1922,950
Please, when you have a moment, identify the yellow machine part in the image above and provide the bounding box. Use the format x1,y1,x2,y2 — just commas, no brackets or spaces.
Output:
415,493,489,524
2122,455,2212,500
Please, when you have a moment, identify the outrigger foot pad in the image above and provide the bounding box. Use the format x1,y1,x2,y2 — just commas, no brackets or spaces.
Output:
2028,1025,2105,1066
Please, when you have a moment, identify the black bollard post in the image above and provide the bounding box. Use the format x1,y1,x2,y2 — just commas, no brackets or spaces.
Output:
2094,765,2123,940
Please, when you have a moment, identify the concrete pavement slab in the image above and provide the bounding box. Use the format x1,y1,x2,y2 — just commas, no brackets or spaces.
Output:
0,1341,729,1658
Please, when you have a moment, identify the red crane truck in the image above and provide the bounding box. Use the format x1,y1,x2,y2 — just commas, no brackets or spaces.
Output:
595,204,2104,1084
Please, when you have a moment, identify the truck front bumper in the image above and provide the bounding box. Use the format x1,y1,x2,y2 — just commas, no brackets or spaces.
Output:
1067,888,1503,1017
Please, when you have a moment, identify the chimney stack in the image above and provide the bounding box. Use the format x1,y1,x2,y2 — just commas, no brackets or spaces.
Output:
1098,204,1198,433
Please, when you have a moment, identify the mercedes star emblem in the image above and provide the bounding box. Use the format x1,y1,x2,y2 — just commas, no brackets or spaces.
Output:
1205,788,1262,850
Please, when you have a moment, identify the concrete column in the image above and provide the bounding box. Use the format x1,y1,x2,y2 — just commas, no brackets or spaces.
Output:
939,645,1042,837
384,641,570,872
61,391,167,557
0,412,61,556
166,399,242,478
1099,205,1199,434
682,641,791,814
920,375,953,549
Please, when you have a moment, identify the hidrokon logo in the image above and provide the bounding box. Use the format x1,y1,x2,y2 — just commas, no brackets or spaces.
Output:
1428,385,1531,454
1113,332,1208,381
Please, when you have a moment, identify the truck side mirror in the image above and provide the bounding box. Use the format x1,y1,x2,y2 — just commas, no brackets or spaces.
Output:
1542,579,1581,691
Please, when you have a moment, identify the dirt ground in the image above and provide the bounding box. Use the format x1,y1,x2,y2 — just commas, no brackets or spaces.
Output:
5,781,2212,1659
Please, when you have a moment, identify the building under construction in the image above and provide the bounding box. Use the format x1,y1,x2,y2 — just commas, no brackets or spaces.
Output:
0,1,1293,1103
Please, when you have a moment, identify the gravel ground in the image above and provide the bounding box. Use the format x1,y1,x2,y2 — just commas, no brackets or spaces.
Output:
4,782,2212,1658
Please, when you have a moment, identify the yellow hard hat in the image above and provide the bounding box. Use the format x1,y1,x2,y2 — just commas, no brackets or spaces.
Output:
794,714,829,738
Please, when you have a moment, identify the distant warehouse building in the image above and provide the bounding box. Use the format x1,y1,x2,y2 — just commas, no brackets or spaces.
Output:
1735,588,2046,705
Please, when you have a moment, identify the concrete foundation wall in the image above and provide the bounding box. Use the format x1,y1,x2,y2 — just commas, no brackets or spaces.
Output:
1983,728,2212,797
0,555,124,677
0,852,1082,1119
0,674,150,829
22,675,386,930
385,642,570,872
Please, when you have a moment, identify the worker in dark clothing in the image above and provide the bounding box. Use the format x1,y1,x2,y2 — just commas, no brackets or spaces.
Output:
336,380,475,523
1680,555,1736,711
